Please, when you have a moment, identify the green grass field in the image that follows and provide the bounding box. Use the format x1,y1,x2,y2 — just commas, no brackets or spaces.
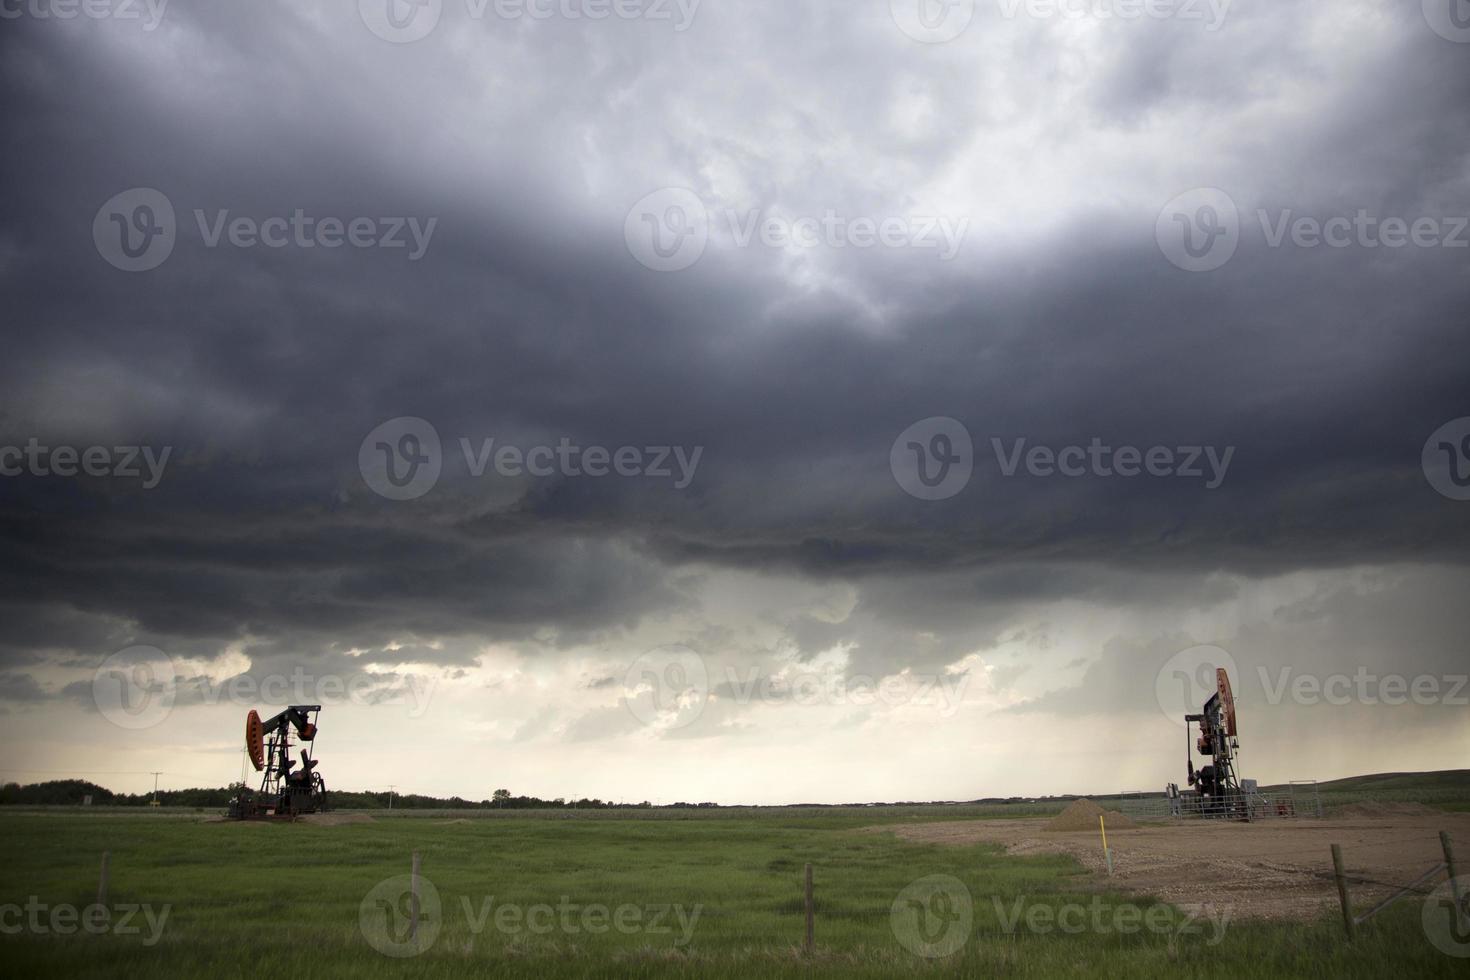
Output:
0,802,1464,979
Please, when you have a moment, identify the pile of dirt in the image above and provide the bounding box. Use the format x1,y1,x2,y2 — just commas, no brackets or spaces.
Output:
1044,798,1138,832
1331,801,1437,820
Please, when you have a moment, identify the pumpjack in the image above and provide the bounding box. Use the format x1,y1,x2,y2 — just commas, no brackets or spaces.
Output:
227,705,328,819
1175,667,1244,818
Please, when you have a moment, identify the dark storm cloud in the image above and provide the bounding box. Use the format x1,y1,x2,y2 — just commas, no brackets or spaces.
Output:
0,1,1467,695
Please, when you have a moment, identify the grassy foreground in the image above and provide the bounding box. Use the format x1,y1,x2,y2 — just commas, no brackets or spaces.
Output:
0,809,1459,979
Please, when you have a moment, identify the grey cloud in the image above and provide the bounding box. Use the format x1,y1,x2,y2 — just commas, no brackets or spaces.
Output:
0,2,1466,737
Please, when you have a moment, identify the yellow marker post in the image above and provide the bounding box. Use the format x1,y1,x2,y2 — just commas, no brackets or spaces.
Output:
1100,814,1113,875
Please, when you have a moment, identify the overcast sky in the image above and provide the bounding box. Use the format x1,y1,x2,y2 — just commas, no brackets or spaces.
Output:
1,1,1467,804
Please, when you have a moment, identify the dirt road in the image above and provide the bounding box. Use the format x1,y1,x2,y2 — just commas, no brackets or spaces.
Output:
876,807,1469,920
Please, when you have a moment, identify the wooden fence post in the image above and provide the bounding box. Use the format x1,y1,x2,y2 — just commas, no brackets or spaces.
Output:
410,851,422,944
97,851,110,907
1443,832,1463,930
1331,844,1355,940
804,863,814,953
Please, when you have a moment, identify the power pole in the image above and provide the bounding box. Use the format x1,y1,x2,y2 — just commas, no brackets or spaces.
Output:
149,772,162,806
387,785,395,810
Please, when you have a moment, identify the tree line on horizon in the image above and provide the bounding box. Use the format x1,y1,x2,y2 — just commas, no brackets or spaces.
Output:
0,779,714,810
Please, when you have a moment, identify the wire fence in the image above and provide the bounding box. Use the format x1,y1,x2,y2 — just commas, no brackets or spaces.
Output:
1109,780,1323,822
